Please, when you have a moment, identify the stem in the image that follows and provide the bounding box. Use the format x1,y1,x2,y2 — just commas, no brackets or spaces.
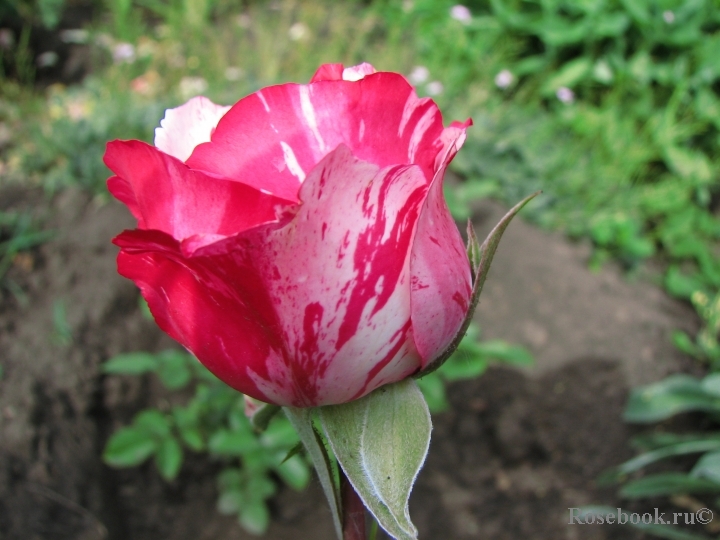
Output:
368,518,379,540
340,467,366,540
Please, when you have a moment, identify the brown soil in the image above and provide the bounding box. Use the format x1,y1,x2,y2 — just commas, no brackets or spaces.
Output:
0,186,702,540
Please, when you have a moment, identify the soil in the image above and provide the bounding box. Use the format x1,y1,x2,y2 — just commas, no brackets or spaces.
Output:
0,185,703,540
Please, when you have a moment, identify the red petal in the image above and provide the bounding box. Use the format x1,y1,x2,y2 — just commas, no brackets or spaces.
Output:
186,72,458,202
310,63,344,82
116,146,430,406
410,143,472,365
104,140,294,243
114,228,290,404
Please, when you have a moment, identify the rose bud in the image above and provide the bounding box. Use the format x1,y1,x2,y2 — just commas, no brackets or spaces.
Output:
105,63,472,407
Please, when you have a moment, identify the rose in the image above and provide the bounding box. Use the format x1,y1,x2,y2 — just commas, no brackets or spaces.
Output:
105,63,472,407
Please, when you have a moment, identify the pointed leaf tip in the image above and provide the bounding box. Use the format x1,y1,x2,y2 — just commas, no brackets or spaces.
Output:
320,379,431,540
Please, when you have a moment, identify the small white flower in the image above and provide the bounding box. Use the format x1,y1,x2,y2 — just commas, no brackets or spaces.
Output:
112,42,135,64
450,5,472,24
408,66,429,85
288,22,308,41
402,0,414,12
36,51,58,68
179,76,208,100
59,29,88,44
494,69,514,89
663,10,675,24
224,66,243,81
426,81,444,96
556,86,575,104
0,28,14,50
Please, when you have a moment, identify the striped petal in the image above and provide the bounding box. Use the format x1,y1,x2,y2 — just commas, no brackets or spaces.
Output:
186,71,454,202
115,145,430,406
410,129,473,365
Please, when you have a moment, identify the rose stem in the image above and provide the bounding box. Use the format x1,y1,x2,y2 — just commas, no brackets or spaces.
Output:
340,466,366,540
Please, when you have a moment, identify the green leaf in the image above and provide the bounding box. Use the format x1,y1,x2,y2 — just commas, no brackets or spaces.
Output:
541,58,592,95
239,500,270,535
155,437,183,481
217,488,244,515
416,373,449,413
621,473,720,498
624,375,720,423
477,340,534,366
274,454,310,491
601,440,720,483
250,403,281,431
208,429,259,455
102,352,158,375
103,427,157,467
134,409,172,438
319,379,432,540
284,407,343,540
157,350,192,390
439,354,488,381
691,450,720,483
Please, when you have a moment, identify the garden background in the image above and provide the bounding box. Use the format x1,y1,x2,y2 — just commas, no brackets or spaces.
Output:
0,0,719,539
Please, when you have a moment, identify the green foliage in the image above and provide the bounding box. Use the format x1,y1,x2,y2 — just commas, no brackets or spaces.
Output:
418,324,533,412
601,373,720,538
101,349,310,535
0,210,53,300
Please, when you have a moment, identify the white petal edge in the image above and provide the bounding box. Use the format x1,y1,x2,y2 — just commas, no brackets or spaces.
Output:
154,96,231,162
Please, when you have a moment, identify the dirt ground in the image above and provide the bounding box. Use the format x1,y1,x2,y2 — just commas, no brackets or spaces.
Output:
0,185,701,540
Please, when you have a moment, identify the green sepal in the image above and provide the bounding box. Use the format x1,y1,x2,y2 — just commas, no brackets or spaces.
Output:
283,407,343,540
420,191,540,376
319,379,432,540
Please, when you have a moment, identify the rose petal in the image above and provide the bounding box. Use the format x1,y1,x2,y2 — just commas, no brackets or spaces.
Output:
310,63,344,82
116,145,430,406
341,62,376,81
114,228,289,404
410,133,472,365
154,96,231,162
105,140,293,242
186,72,454,201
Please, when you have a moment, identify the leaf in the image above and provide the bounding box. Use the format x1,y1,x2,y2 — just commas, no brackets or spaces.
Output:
250,403,281,431
477,340,534,366
319,379,432,540
157,350,192,389
155,437,183,481
208,429,259,455
279,442,304,464
624,375,720,423
274,453,311,491
134,409,172,438
239,500,270,535
415,373,449,413
102,352,158,375
284,407,343,540
621,473,720,498
103,427,157,467
691,450,720,483
600,439,720,483
540,58,592,95
217,488,244,515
